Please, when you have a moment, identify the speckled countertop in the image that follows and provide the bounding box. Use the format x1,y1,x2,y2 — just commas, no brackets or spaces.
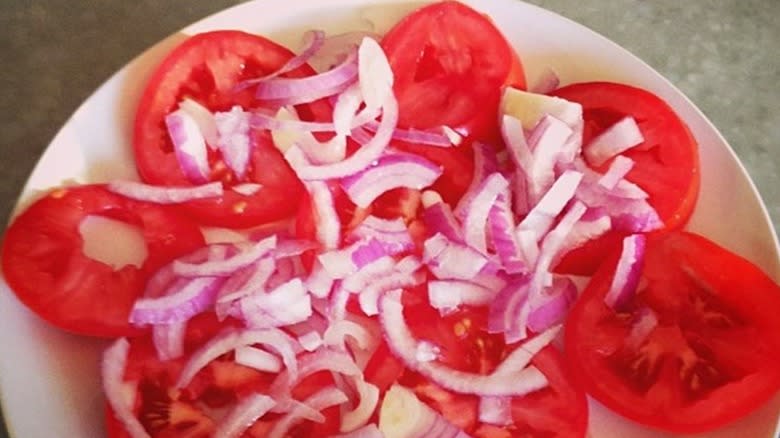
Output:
1,1,778,436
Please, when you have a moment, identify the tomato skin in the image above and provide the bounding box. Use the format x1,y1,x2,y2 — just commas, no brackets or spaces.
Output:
552,82,700,275
1,185,204,337
133,30,329,228
565,231,780,433
381,0,526,204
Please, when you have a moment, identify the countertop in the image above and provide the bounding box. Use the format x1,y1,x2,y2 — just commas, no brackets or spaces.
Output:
1,0,778,436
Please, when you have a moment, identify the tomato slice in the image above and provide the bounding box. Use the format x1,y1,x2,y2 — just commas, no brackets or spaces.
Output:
398,286,588,437
565,231,780,433
105,315,341,438
381,1,526,204
552,82,700,275
133,30,330,228
1,185,204,337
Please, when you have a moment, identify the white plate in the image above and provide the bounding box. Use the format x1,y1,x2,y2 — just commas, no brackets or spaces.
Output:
1,0,778,437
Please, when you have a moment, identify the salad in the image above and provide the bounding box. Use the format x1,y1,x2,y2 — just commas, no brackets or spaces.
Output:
2,1,780,437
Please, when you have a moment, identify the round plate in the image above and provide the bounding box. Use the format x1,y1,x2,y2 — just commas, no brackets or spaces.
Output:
1,0,778,437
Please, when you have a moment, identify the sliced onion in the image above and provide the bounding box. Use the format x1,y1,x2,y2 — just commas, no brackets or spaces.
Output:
493,325,561,375
454,142,500,221
267,387,349,438
213,393,276,438
487,278,530,339
215,106,252,179
584,116,644,167
358,37,394,111
348,215,414,255
527,277,577,333
517,170,583,242
177,328,299,388
604,234,646,310
102,339,150,438
309,31,379,72
165,108,210,183
341,255,396,293
501,114,533,217
256,51,358,104
269,348,361,397
236,30,326,89
319,239,387,279
462,173,509,254
428,280,497,312
421,191,464,243
341,377,380,432
235,346,283,373
240,278,313,328
152,321,187,361
174,236,277,277
178,98,218,148
379,384,473,438
488,190,527,274
598,155,635,190
107,180,223,204
525,115,574,204
130,276,224,325
341,153,442,208
379,290,548,397
478,396,512,426
299,331,324,352
307,260,336,299
324,319,374,351
363,121,457,147
285,93,398,180
423,233,488,280
555,208,612,265
216,257,276,305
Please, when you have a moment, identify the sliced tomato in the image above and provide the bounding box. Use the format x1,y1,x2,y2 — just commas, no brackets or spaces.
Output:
565,231,780,433
105,315,341,438
381,0,526,204
398,286,588,437
552,82,700,275
133,30,330,228
0,185,204,337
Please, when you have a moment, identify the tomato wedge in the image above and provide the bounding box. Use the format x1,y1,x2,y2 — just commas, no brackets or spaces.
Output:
133,30,330,228
381,0,527,205
1,185,204,337
565,231,780,433
552,82,700,275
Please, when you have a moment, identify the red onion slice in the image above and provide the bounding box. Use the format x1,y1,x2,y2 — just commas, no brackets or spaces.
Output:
517,170,583,242
319,239,387,279
493,325,561,375
130,276,224,325
166,108,210,184
363,121,458,147
341,255,396,293
423,233,488,280
422,191,465,243
174,236,277,277
176,328,299,388
178,98,218,148
555,208,612,264
152,321,187,361
598,155,635,190
269,348,361,398
454,142,500,221
348,215,414,255
324,319,374,351
107,181,223,204
501,114,534,217
299,331,324,352
102,339,150,438
256,51,357,103
267,387,349,438
478,396,512,426
604,234,647,310
428,280,497,312
462,173,509,254
309,31,379,73
584,116,644,167
239,278,313,329
358,259,424,316
235,346,283,373
488,190,527,274
213,393,276,438
307,260,336,299
341,377,380,432
341,153,442,208
215,106,252,179
358,37,394,111
526,115,574,204
379,290,548,397
487,278,530,337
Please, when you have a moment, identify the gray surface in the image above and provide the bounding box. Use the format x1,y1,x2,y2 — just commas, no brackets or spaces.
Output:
0,0,777,437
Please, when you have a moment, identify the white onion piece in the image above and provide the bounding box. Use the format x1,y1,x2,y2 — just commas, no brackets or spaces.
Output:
178,98,218,148
555,209,612,264
525,115,574,204
216,257,276,306
330,424,384,438
493,325,561,375
102,339,150,438
235,346,283,373
348,215,414,255
478,396,512,426
307,260,336,298
267,387,349,438
379,384,472,438
299,331,324,352
517,170,583,242
488,190,527,274
428,280,497,313
215,106,252,179
107,180,223,204
269,348,361,398
487,278,530,338
584,116,644,167
285,93,398,180
256,51,358,103
166,108,210,183
238,30,326,88
527,277,577,333
177,328,299,388
341,377,380,432
174,236,277,277
363,121,457,147
152,321,187,361
358,37,394,111
240,278,312,328
462,173,509,254
501,114,534,216
324,320,374,351
421,191,464,243
604,234,647,310
341,153,442,208
358,260,425,316
423,233,488,280
319,239,387,279
379,290,548,397
130,276,224,325
454,142,500,221
598,155,635,190
341,255,396,292
213,393,276,438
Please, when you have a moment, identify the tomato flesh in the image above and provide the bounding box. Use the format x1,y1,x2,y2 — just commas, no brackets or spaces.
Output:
1,185,204,337
565,231,780,433
552,82,700,275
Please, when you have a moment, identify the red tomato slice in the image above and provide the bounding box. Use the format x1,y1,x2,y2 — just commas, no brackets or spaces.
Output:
1,185,204,337
565,231,780,433
133,30,330,228
105,315,341,438
399,286,588,437
552,82,700,275
381,1,526,204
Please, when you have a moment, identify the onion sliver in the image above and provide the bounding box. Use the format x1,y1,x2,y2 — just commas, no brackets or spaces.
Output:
584,116,644,166
604,234,647,310
213,393,276,438
174,236,277,277
102,339,150,438
165,109,210,184
107,181,223,204
267,387,349,438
